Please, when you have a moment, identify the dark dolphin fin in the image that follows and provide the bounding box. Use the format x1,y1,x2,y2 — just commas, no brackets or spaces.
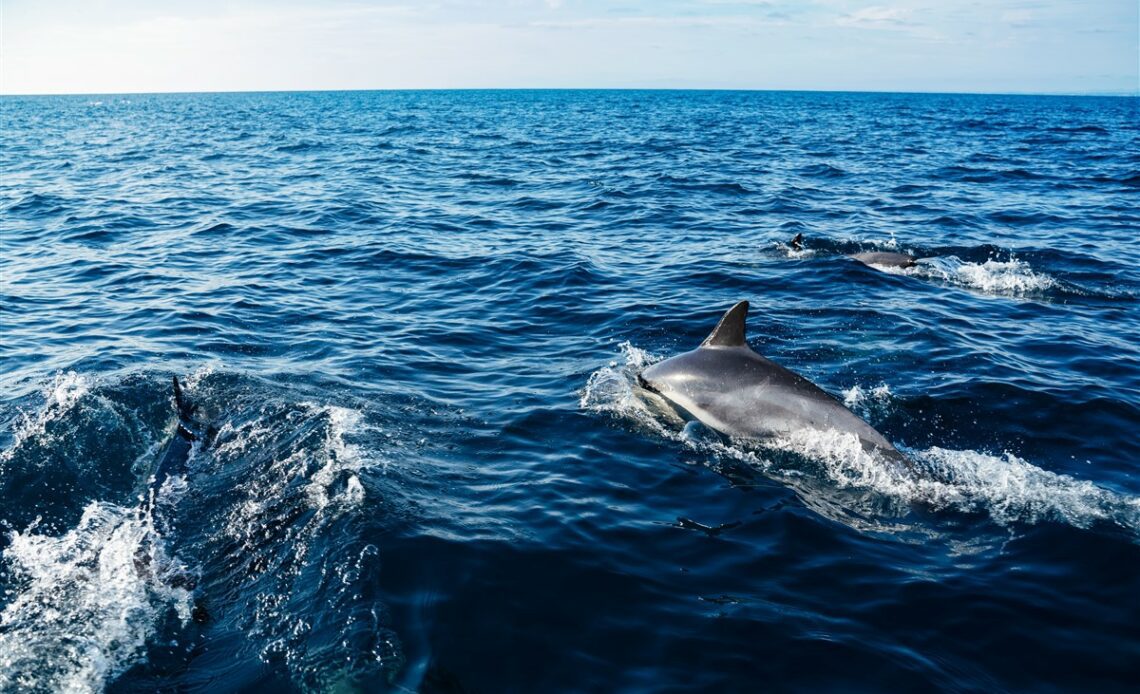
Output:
701,301,749,348
790,233,803,250
172,376,200,441
172,376,196,423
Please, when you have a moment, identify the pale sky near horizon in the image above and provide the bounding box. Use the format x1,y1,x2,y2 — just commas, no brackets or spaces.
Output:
2,1,1137,95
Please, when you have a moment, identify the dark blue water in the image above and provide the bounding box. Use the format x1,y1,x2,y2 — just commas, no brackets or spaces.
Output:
2,90,1139,693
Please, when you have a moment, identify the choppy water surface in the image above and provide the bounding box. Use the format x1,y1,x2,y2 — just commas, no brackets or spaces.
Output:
2,91,1139,692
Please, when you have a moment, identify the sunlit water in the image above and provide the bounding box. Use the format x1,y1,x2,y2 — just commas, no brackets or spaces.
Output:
2,91,1138,692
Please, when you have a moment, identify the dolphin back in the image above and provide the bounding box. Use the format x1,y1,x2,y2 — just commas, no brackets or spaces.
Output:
849,251,917,268
151,377,203,499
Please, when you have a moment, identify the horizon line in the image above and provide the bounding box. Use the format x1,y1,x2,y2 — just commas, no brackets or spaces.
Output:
2,86,1137,99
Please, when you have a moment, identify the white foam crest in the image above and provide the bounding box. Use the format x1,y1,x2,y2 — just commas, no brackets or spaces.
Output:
841,383,893,411
306,405,370,512
770,429,913,491
0,503,193,693
211,402,376,517
767,430,1140,531
860,232,900,250
209,415,274,460
3,372,92,460
913,447,1139,529
152,471,193,515
773,242,818,259
181,363,219,391
899,256,1058,295
211,403,386,679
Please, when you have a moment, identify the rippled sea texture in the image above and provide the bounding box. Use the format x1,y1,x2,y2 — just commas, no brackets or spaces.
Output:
2,91,1139,692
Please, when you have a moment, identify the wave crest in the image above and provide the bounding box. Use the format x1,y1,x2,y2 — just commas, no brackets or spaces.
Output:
2,372,92,460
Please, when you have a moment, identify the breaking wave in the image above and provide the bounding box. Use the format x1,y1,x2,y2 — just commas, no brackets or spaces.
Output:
0,371,405,691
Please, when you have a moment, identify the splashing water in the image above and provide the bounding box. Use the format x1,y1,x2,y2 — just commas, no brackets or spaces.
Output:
0,503,194,694
305,405,372,512
3,372,92,460
3,90,1138,692
197,396,403,685
887,255,1060,295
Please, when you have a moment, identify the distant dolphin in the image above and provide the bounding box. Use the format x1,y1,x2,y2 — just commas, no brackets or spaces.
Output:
638,301,909,468
788,234,919,269
847,251,918,269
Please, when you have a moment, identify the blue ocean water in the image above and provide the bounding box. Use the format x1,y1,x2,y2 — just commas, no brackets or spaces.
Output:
1,90,1138,692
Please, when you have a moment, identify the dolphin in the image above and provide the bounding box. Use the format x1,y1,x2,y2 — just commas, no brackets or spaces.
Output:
136,376,211,622
848,251,918,269
788,234,918,269
638,301,909,467
140,376,206,536
150,378,201,493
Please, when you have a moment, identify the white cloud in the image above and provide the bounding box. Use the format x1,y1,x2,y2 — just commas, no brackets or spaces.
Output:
836,5,915,29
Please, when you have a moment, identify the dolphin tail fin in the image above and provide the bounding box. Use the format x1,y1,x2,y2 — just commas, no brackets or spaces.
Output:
790,233,803,250
701,301,749,348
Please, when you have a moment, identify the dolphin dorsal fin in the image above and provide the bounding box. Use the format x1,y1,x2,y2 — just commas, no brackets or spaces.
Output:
172,376,196,422
701,301,749,348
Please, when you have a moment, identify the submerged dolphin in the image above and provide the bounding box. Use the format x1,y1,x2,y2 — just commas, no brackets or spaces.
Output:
144,376,206,534
137,376,211,622
789,233,918,269
639,301,908,467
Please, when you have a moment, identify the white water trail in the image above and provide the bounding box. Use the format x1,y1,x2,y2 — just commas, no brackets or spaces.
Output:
880,255,1059,295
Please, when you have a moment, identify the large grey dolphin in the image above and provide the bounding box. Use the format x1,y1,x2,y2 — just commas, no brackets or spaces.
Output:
789,233,918,269
638,301,909,468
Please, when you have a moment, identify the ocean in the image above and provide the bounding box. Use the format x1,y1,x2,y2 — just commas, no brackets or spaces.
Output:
1,90,1138,692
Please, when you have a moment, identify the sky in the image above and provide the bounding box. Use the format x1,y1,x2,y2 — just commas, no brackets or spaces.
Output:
2,1,1137,95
